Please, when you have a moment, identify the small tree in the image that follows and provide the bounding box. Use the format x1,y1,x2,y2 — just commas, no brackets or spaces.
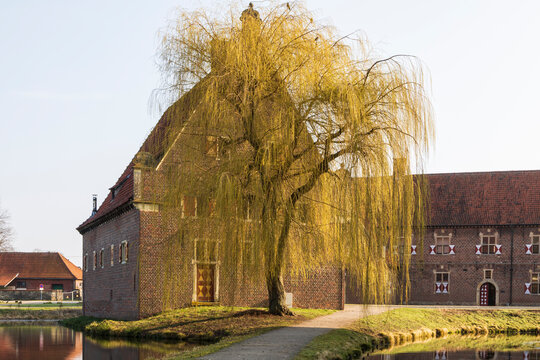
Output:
157,2,433,315
0,203,13,252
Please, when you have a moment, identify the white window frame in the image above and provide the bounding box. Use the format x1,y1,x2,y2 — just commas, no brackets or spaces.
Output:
434,272,449,294
120,241,128,264
529,234,540,255
531,272,540,295
435,235,451,255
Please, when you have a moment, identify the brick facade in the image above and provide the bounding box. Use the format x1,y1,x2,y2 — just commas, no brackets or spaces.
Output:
409,226,540,306
81,208,140,320
406,171,540,306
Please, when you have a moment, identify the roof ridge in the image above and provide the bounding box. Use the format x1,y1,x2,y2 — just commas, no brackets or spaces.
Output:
57,253,82,280
425,169,540,176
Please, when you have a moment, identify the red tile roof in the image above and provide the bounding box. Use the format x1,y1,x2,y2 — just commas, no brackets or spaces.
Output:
0,273,18,287
427,170,540,226
0,252,82,281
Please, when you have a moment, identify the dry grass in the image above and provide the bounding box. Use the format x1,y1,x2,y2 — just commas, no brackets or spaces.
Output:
63,306,333,343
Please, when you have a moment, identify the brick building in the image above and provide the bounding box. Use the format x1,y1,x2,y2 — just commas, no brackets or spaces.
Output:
0,252,82,292
77,91,345,320
409,170,540,306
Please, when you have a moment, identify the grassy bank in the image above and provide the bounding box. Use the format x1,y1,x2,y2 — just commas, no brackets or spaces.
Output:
61,306,333,358
296,308,540,359
0,308,82,320
0,302,82,320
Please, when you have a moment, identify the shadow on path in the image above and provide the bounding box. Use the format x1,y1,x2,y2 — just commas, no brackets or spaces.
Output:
199,305,395,360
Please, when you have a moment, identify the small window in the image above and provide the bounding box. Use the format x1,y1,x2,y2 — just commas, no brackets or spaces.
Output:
16,281,26,289
182,195,197,218
205,136,218,157
99,249,104,268
110,245,114,266
435,272,449,293
205,136,226,159
120,241,129,264
436,272,449,282
435,235,451,255
484,269,493,280
532,235,540,254
481,235,497,254
93,251,97,270
83,254,88,272
532,272,540,294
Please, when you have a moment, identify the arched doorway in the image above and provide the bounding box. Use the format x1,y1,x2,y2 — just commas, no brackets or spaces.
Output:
479,282,496,306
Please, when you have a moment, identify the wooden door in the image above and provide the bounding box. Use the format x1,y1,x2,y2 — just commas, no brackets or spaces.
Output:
479,283,495,306
196,264,215,302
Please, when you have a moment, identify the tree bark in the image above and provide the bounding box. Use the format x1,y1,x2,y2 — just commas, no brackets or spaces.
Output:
266,272,293,315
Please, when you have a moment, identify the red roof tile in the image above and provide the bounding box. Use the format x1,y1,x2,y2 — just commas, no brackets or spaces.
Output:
0,252,82,280
427,170,540,226
0,273,18,287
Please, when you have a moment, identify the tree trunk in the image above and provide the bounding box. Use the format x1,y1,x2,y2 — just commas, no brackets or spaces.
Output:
266,272,293,316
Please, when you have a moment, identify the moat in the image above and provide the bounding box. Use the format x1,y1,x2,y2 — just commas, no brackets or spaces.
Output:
1,324,539,359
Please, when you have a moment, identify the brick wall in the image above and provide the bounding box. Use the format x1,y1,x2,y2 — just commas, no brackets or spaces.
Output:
0,290,57,301
218,266,344,310
409,226,540,306
6,279,75,292
138,210,195,318
81,208,140,320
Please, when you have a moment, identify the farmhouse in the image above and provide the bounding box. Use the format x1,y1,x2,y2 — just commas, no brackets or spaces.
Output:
409,170,540,306
0,252,82,292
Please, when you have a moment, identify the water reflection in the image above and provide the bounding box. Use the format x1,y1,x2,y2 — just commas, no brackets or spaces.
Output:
365,335,540,360
0,326,82,360
365,350,540,359
0,325,194,359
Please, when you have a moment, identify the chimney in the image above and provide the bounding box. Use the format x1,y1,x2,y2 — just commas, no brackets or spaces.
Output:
240,3,260,22
92,194,98,216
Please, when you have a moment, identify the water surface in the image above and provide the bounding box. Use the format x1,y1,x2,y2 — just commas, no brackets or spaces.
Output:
0,325,193,359
365,335,540,360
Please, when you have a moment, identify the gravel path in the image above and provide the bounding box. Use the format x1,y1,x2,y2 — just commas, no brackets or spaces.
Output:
198,304,395,360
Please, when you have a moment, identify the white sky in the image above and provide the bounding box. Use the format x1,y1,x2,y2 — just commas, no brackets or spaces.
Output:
1,0,540,266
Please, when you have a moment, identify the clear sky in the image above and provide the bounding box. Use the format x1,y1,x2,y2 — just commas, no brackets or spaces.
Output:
1,1,540,266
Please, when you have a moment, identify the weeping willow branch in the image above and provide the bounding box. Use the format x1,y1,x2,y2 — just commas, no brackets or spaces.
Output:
152,1,434,315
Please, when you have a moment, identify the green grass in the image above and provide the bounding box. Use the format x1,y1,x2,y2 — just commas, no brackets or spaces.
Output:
0,308,82,320
295,308,540,360
62,306,334,358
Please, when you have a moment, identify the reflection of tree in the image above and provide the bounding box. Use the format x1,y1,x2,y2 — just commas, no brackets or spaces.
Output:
83,335,191,359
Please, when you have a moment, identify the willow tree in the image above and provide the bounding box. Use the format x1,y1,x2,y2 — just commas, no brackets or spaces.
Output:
157,2,433,315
